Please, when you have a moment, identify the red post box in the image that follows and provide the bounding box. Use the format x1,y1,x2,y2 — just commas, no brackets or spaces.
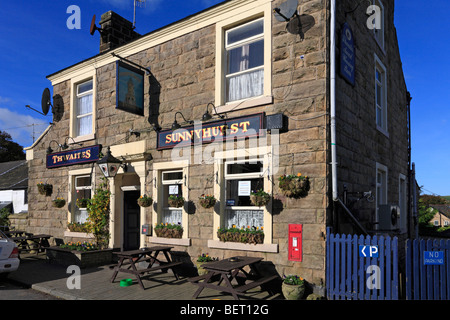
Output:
288,224,302,262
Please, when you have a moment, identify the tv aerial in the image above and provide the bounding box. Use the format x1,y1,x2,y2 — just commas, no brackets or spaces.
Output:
90,14,103,36
274,0,315,37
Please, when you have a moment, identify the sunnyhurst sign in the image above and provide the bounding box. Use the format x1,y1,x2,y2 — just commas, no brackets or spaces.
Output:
157,113,265,150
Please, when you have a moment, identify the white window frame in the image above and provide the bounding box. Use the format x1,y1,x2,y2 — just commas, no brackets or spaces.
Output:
73,175,92,224
225,18,265,104
215,3,272,114
212,145,275,249
375,162,388,229
375,54,388,136
161,169,184,226
67,168,95,231
70,72,96,143
151,161,190,244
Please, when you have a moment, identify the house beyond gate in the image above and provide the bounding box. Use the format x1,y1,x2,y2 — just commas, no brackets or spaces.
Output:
23,0,412,296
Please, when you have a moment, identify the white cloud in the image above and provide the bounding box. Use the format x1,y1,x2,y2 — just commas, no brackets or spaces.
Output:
0,108,49,148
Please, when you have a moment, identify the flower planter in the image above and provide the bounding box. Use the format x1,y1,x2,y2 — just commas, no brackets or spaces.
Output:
52,199,66,208
155,228,183,239
37,184,53,196
196,261,209,276
46,247,114,268
76,198,90,208
279,176,310,198
168,198,184,208
217,230,264,245
282,282,305,300
250,194,270,206
137,197,153,207
199,198,216,209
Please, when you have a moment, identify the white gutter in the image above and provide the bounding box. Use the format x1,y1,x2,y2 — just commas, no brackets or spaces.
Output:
330,0,338,201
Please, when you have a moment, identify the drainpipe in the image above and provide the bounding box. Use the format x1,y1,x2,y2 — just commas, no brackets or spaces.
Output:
330,0,338,202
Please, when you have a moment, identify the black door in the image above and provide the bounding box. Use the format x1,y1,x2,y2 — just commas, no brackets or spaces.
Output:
123,191,140,251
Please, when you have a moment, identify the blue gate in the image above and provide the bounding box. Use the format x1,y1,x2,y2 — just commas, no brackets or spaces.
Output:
326,228,399,300
405,238,450,300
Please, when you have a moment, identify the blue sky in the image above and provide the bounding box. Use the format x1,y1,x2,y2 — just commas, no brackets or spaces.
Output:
0,1,449,196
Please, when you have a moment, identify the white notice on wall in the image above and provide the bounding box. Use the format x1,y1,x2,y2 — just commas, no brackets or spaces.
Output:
238,181,251,196
169,185,179,195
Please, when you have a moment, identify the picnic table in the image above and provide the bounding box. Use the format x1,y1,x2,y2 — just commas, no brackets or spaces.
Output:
4,230,32,237
189,256,278,300
110,246,183,290
10,234,51,254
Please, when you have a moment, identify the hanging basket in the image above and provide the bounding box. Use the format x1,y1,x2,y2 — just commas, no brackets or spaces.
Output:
52,198,66,208
137,196,153,207
168,196,184,208
249,191,271,207
37,183,53,196
278,175,310,198
199,196,216,209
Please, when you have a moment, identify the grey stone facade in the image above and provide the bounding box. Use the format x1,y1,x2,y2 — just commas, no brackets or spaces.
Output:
23,0,409,290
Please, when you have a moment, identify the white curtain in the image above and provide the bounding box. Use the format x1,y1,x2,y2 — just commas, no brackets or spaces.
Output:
226,209,263,229
227,69,264,102
162,208,182,226
77,94,92,136
227,43,264,102
74,209,89,224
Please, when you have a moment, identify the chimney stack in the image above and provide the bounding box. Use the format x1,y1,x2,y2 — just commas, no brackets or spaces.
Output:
99,11,140,53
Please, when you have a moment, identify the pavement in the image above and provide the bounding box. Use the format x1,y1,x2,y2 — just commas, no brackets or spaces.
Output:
6,253,283,301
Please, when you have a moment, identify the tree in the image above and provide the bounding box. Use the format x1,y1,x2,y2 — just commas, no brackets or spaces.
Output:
0,131,25,162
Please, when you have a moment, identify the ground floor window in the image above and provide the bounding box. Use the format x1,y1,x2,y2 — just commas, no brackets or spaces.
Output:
73,175,92,224
224,160,265,228
161,169,183,225
152,161,189,239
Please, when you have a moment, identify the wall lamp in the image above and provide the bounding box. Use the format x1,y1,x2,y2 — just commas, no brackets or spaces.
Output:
172,111,193,131
202,102,225,122
97,146,127,179
61,137,83,150
46,140,62,154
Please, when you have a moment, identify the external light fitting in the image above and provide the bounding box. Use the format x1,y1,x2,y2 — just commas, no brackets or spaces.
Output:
46,140,62,154
202,102,224,122
172,111,193,131
97,146,127,179
61,137,83,150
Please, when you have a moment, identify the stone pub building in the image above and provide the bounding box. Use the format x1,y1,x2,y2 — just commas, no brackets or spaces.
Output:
24,0,412,294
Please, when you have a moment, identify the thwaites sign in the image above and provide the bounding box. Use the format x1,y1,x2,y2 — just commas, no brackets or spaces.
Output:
157,113,265,150
46,145,102,169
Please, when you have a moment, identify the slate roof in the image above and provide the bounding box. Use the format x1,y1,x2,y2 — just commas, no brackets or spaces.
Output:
431,204,450,219
0,160,28,190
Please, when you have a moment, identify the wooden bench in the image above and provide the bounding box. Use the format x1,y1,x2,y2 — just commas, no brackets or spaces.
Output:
188,274,210,283
234,275,279,293
137,261,183,274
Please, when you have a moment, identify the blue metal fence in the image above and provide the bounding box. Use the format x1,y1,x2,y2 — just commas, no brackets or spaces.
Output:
326,228,398,300
405,238,450,300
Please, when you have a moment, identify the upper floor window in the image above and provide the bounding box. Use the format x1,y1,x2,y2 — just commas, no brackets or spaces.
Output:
375,55,387,134
225,18,264,103
76,80,93,137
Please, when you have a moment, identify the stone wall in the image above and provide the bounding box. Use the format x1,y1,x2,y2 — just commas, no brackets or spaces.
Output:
334,0,409,232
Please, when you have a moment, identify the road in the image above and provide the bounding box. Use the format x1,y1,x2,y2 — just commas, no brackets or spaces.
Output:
0,277,62,300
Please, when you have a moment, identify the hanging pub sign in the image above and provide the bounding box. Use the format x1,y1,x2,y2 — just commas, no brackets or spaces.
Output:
157,113,265,150
46,145,102,169
340,22,355,86
116,61,145,116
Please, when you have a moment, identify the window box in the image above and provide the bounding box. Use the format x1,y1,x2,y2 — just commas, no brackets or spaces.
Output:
217,226,264,245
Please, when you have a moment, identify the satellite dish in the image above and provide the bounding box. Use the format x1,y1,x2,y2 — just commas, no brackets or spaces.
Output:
41,88,52,116
274,0,298,22
90,14,102,36
287,14,315,35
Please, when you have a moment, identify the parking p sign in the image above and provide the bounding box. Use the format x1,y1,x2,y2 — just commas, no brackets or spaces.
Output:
359,245,379,258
